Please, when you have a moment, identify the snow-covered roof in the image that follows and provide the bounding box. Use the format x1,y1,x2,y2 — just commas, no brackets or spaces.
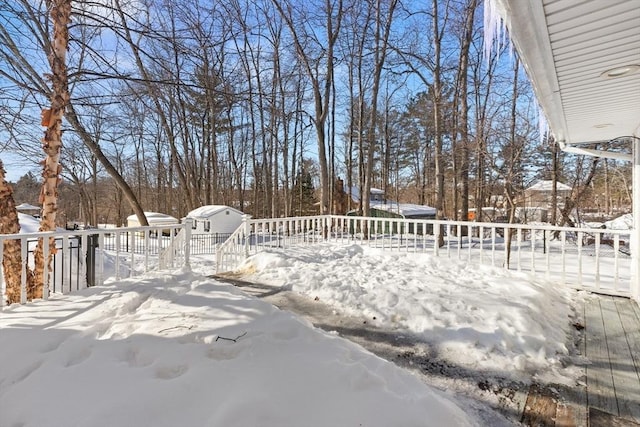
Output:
526,180,571,192
347,186,384,203
126,212,179,224
372,202,436,217
15,203,40,211
186,205,243,219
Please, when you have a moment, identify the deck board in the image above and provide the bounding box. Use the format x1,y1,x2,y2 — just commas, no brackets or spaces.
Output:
568,302,588,427
585,297,619,416
599,296,640,421
612,298,640,423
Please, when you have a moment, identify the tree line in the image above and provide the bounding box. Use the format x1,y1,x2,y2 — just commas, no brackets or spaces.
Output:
0,0,631,227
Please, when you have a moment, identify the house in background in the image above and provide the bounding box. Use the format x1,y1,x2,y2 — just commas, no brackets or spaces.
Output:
523,180,572,208
184,205,244,235
126,212,179,228
16,203,40,217
519,180,572,222
343,186,436,220
340,184,436,234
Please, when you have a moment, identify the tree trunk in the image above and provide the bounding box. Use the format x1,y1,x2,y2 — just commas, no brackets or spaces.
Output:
504,57,520,268
32,0,71,299
458,0,477,230
363,0,398,227
433,0,445,247
0,160,34,304
558,157,600,227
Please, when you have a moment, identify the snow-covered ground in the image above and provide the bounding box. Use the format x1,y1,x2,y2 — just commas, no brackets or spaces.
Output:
239,244,584,386
0,236,591,426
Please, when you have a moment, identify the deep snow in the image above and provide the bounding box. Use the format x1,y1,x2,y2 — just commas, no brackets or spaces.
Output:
0,236,590,426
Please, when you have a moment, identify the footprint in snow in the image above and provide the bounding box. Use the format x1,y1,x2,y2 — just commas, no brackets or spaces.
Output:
64,347,92,367
12,360,44,384
40,339,63,353
120,347,153,368
155,364,188,380
206,344,244,361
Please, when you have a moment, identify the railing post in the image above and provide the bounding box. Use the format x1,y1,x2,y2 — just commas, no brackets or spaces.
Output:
632,137,640,302
144,229,150,272
0,237,4,308
61,235,69,293
114,232,120,279
183,219,192,270
86,232,98,287
243,215,252,257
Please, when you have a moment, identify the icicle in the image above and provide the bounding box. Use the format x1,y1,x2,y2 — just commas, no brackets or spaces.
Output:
482,0,499,62
484,0,554,145
538,102,550,146
483,0,515,65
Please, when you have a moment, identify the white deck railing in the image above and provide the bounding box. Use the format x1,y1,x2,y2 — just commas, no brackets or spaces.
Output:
216,214,635,300
3,215,635,306
0,223,189,307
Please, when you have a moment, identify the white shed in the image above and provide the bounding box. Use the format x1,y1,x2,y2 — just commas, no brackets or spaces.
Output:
185,205,244,235
126,212,179,228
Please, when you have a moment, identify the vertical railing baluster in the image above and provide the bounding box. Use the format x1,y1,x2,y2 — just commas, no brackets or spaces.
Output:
62,235,69,293
491,226,496,266
115,231,121,280
80,233,88,290
98,233,105,287
561,231,567,285
530,228,536,274
577,231,583,288
595,233,601,290
144,229,150,272
20,237,27,304
614,234,620,290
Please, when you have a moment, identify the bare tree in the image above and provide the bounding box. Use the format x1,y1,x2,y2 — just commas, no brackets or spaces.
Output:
452,0,477,227
340,1,373,213
361,0,399,221
431,0,447,246
0,0,148,228
31,0,72,299
271,0,343,215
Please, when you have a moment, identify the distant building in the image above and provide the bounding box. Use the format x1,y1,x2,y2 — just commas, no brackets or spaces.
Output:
126,212,179,228
520,180,572,222
15,203,40,216
523,180,572,208
184,205,244,235
340,186,437,234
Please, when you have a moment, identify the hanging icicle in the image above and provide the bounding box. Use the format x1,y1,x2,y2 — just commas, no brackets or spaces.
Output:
537,102,550,145
484,0,550,146
483,0,508,63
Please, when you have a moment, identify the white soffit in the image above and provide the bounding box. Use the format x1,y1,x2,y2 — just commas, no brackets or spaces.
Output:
495,0,640,145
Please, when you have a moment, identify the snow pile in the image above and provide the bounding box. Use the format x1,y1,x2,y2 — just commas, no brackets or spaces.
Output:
604,213,633,230
18,213,42,233
241,243,578,383
0,267,477,427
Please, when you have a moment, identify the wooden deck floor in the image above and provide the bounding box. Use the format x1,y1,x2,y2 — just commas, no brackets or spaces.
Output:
525,295,640,426
584,295,640,426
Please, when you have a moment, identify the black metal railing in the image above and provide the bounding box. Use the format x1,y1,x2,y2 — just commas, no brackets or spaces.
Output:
25,234,98,294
